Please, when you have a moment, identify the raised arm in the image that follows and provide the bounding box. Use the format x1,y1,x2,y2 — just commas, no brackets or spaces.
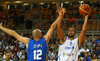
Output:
44,7,66,43
78,10,91,48
57,7,66,44
0,23,29,44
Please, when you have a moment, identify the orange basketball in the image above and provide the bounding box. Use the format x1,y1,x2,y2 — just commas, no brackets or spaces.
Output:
79,4,90,15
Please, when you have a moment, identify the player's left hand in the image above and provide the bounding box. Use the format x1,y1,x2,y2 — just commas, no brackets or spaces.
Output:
85,9,91,18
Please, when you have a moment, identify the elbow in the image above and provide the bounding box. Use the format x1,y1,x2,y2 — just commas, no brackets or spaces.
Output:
82,27,87,31
82,29,86,31
82,29,86,33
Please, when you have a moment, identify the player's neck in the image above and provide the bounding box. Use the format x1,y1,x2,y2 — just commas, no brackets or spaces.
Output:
68,37,74,41
34,38,40,41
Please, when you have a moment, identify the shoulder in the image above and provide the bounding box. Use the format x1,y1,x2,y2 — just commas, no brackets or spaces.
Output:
29,39,34,42
75,37,78,40
42,36,47,40
72,37,78,42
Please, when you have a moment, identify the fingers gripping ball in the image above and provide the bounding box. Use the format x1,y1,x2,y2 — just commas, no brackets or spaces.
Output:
79,4,90,15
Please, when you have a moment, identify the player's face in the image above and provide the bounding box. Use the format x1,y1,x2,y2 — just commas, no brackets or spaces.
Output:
39,32,42,38
68,28,76,38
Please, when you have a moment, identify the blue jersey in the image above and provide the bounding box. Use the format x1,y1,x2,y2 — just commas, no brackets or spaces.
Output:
28,37,47,61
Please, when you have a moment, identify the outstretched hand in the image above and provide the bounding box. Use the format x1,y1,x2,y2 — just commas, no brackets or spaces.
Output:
85,9,91,18
56,7,66,15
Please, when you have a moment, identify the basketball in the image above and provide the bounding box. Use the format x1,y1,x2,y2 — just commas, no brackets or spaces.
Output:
79,4,90,15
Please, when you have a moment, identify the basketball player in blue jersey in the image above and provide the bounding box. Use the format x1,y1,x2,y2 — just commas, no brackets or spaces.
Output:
0,8,64,61
57,7,91,61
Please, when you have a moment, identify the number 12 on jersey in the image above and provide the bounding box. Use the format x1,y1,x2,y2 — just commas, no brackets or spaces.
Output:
34,50,42,60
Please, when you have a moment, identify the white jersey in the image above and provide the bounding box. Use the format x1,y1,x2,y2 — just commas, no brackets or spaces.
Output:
58,37,79,61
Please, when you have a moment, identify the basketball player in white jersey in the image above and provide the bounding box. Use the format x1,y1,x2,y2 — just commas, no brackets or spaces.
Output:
56,7,91,61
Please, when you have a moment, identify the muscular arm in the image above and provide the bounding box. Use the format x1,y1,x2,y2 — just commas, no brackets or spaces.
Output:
78,11,91,48
0,24,29,44
44,7,66,43
57,8,66,44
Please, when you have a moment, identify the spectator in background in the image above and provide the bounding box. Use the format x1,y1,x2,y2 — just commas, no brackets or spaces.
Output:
3,52,13,61
96,36,100,45
54,53,58,61
92,38,97,47
95,11,100,19
5,43,9,50
48,49,51,59
1,38,7,48
20,50,26,60
19,42,25,50
86,37,91,48
89,46,93,53
49,56,55,61
6,47,10,53
78,58,82,61
15,44,20,51
78,56,82,61
82,41,87,48
91,54,97,61
17,49,22,59
13,54,19,61
98,43,100,47
51,49,55,58
9,51,13,59
82,53,91,61
0,54,3,61
9,43,13,50
50,44,54,49
11,39,16,46
98,54,100,59
3,51,6,59
11,45,18,54
0,43,3,51
79,46,89,57
95,46,100,57
0,43,3,50
5,36,9,43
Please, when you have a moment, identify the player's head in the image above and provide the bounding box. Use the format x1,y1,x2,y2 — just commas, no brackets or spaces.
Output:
68,27,76,38
32,29,42,39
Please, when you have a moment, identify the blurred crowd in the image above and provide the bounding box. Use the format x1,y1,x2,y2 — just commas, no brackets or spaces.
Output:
0,2,100,30
0,35,28,61
0,34,100,61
